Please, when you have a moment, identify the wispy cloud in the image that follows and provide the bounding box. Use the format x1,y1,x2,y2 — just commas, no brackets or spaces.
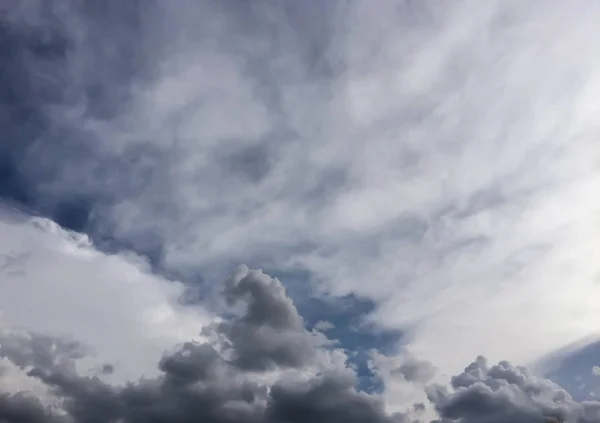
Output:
2,0,600,408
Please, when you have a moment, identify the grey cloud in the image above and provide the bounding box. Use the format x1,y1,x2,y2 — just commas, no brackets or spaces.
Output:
19,353,401,423
158,342,223,385
266,374,404,423
2,279,600,423
217,266,328,371
0,331,87,372
428,356,600,423
7,340,600,423
391,355,436,384
0,392,64,423
223,267,304,332
98,364,113,375
0,267,406,423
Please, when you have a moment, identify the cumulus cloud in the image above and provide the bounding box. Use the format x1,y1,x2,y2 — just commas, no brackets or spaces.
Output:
1,245,600,422
0,332,402,423
1,208,600,421
0,221,407,422
0,208,210,383
216,266,329,371
427,356,600,423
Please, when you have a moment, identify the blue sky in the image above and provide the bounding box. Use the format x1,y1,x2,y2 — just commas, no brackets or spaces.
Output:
1,1,600,421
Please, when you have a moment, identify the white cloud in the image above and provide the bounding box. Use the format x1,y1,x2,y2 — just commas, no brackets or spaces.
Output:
8,0,600,393
0,206,210,384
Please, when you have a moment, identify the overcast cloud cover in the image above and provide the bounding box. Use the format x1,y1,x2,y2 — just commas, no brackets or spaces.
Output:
1,0,600,421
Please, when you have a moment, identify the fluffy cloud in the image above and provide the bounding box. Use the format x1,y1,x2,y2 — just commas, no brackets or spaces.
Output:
0,208,210,384
1,243,600,422
217,266,329,371
0,222,405,422
428,356,600,423
0,209,599,422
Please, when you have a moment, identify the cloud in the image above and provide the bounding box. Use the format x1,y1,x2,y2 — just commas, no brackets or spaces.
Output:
2,207,600,421
217,266,329,371
313,321,335,332
0,230,410,422
1,248,600,422
427,356,600,423
0,332,402,423
3,0,600,403
0,392,62,423
0,206,210,384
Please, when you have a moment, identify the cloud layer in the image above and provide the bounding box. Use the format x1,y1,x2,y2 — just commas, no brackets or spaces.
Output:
2,0,600,420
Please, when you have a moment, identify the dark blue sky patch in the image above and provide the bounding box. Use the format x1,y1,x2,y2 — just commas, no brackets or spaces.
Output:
0,157,32,208
296,293,403,393
300,295,402,355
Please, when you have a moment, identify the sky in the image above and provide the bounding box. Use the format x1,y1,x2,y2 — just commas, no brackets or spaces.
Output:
1,1,600,422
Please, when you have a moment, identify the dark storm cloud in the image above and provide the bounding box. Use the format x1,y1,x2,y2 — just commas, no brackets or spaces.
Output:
0,392,63,423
